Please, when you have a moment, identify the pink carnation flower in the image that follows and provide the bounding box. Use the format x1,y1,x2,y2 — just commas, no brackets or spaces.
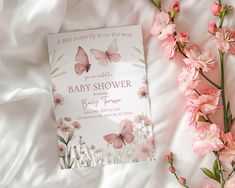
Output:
61,125,71,133
183,45,217,72
178,67,200,96
58,144,66,157
53,93,64,107
225,175,235,188
151,11,176,40
138,86,149,99
219,132,235,165
193,122,224,155
189,88,221,115
212,28,235,54
72,121,81,129
161,35,177,60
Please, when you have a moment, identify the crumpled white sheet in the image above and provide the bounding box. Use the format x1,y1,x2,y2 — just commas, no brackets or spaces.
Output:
0,0,235,188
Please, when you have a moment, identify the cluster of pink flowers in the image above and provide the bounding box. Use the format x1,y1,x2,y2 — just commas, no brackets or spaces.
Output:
57,117,81,133
52,84,64,107
151,0,235,187
138,76,149,99
209,3,235,54
134,114,152,126
151,0,235,158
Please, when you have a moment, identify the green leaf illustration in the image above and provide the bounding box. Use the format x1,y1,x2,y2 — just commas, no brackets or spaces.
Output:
50,67,60,75
68,147,72,166
57,135,67,145
68,130,74,143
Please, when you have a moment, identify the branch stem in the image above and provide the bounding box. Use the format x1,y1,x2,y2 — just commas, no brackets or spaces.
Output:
199,69,221,89
214,152,225,188
219,52,229,133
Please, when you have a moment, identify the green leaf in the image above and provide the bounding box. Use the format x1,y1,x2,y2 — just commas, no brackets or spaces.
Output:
67,147,71,166
132,47,143,55
68,130,74,143
57,135,67,145
52,71,66,78
151,0,161,7
56,54,64,63
69,159,75,168
50,67,60,75
201,168,218,182
138,59,145,64
213,159,220,180
62,156,68,169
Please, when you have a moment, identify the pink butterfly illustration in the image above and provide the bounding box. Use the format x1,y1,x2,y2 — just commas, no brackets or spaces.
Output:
90,39,121,66
74,46,91,75
103,122,134,149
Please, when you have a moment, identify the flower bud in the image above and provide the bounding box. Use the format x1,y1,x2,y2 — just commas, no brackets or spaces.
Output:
164,151,174,163
171,0,180,12
179,176,187,185
169,0,180,19
208,22,217,35
169,165,176,173
211,2,222,16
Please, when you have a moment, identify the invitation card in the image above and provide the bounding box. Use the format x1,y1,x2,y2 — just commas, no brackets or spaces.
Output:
47,25,156,169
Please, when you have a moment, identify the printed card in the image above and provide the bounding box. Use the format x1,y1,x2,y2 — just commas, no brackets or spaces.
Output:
47,25,156,169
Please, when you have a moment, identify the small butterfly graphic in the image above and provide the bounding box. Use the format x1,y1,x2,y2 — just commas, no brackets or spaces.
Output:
74,46,91,75
90,39,121,66
103,122,134,149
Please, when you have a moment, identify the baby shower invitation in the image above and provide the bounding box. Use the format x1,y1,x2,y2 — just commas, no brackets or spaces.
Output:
47,25,156,169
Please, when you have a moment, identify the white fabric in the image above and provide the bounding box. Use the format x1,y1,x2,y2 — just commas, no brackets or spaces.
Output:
1,0,235,187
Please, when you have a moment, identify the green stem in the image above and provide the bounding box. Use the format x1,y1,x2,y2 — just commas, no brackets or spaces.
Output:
170,162,191,188
214,152,225,188
227,165,235,180
173,172,179,181
219,52,229,133
206,115,213,124
218,0,222,6
150,0,162,11
199,69,221,89
219,13,225,28
176,41,221,89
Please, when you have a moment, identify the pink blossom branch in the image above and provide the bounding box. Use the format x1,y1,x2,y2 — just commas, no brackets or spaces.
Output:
216,0,229,133
199,69,221,89
164,152,190,188
150,0,235,187
173,30,221,90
